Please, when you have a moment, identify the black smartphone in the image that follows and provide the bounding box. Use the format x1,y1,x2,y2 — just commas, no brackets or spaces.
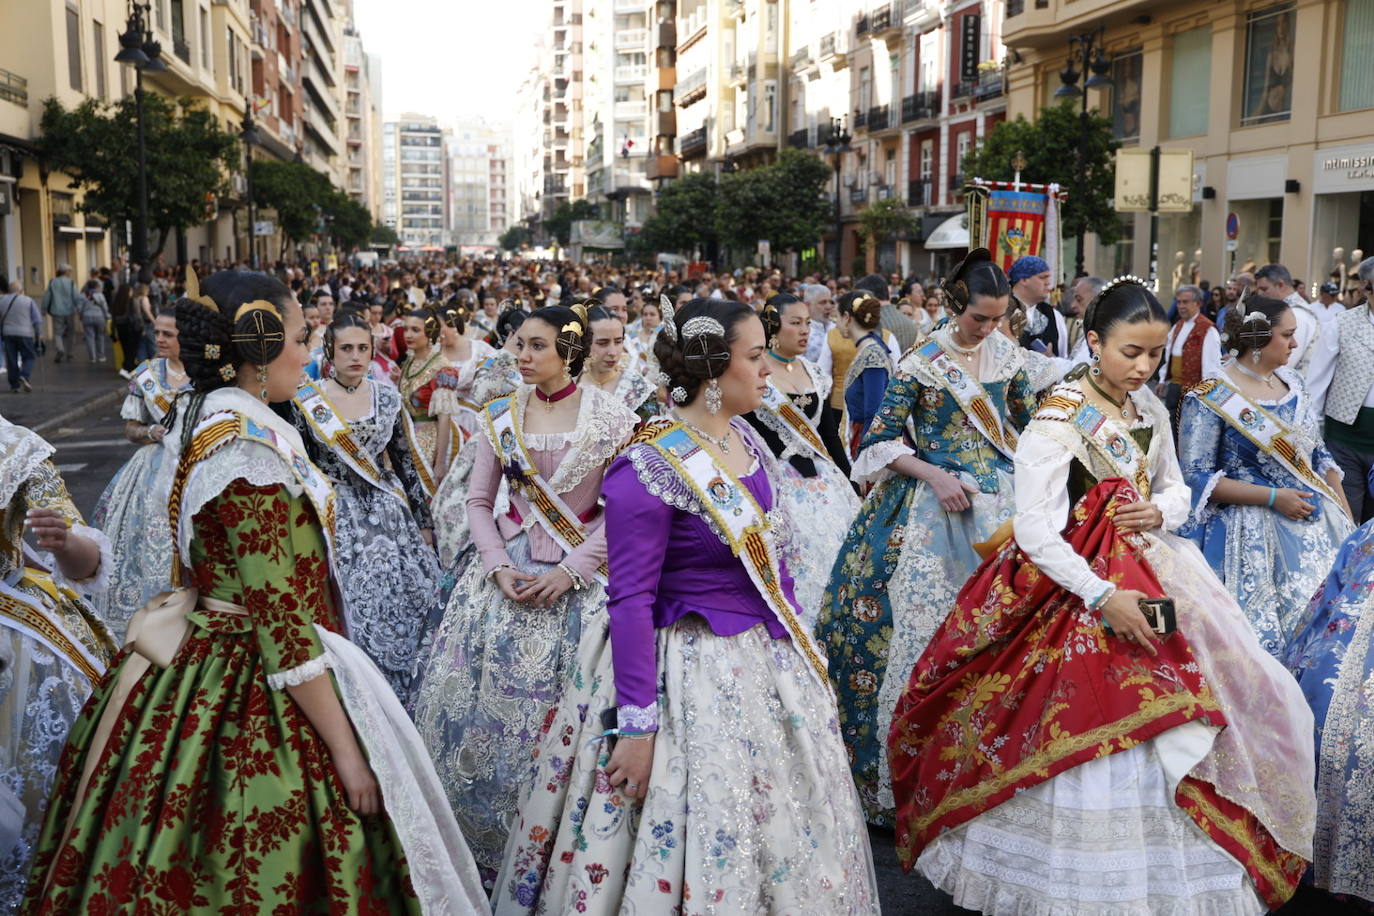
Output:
599,707,619,754
1138,597,1177,636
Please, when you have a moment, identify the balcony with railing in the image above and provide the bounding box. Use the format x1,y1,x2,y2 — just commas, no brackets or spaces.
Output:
901,89,940,121
875,184,897,200
678,125,707,156
872,5,892,33
616,99,649,119
1006,0,1024,14
615,64,648,83
907,177,934,207
174,35,191,64
856,13,869,35
0,69,27,107
616,28,647,48
853,108,868,130
952,80,976,100
849,187,867,204
729,60,745,85
676,67,707,100
867,103,890,131
949,173,965,192
790,46,811,69
973,70,1004,101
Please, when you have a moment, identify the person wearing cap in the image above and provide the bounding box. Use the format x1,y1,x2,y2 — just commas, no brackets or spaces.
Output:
1314,280,1345,324
1010,255,1068,358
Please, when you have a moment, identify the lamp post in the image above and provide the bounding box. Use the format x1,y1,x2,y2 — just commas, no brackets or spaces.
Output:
1053,25,1113,279
822,116,852,276
113,2,165,283
240,108,259,269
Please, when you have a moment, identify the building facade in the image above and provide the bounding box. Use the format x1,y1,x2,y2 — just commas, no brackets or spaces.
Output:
1004,0,1374,296
449,117,514,249
382,114,450,248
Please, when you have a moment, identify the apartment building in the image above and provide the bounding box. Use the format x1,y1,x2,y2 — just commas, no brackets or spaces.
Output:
298,0,345,187
249,0,306,163
383,114,449,248
583,0,656,230
449,118,514,249
342,21,383,219
1004,0,1374,292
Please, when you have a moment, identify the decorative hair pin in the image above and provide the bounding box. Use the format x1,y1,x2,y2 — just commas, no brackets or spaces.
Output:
1101,274,1150,296
218,364,236,381
681,316,725,341
204,343,221,360
655,370,671,388
659,295,676,342
1242,310,1271,326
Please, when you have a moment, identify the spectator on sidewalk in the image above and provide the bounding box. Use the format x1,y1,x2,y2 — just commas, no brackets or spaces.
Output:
0,281,41,392
79,279,110,363
41,265,77,364
132,282,156,362
108,282,141,374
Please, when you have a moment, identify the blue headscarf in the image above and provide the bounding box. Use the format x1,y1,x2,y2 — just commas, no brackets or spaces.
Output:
1008,256,1050,284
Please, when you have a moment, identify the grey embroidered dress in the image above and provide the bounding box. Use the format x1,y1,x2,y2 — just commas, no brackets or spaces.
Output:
293,381,441,701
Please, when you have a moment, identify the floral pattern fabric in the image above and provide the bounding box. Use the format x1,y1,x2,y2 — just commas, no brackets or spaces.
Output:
1179,372,1352,655
21,481,421,914
816,332,1033,825
493,615,880,916
1285,518,1374,902
293,382,441,702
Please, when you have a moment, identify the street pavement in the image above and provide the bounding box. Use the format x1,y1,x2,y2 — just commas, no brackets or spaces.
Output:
6,352,1368,916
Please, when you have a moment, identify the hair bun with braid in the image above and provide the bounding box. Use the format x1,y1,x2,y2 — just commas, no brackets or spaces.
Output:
231,302,287,367
175,297,236,392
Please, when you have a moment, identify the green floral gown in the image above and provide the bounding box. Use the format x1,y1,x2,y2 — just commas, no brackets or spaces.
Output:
18,390,456,914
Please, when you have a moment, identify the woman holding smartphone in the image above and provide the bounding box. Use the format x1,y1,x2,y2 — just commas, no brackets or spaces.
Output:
888,278,1317,915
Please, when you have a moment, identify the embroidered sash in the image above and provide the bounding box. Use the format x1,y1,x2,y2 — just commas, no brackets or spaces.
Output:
133,360,180,420
645,422,831,692
399,411,438,500
295,382,404,500
758,382,830,463
0,574,105,684
483,393,608,584
909,338,1018,461
168,409,339,583
1192,377,1343,506
1070,400,1152,499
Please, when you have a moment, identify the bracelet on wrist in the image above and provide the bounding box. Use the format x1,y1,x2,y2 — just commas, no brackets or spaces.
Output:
557,561,586,590
1266,487,1277,508
1088,584,1115,613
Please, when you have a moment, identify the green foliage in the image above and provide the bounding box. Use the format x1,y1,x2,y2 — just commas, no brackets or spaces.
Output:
637,170,718,255
543,199,600,246
858,196,920,251
250,159,332,253
327,194,373,250
716,148,831,256
961,100,1121,246
38,93,239,259
498,225,532,251
371,223,400,246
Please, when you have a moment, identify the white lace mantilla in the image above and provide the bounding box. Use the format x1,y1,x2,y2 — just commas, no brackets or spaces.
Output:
507,384,638,495
0,420,55,508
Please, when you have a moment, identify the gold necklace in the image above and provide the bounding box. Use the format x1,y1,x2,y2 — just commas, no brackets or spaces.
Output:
401,349,438,384
945,336,979,364
1085,374,1131,420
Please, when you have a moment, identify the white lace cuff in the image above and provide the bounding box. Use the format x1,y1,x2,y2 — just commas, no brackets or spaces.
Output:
49,523,113,596
1317,456,1343,481
266,653,333,689
617,702,658,734
429,388,462,417
850,438,914,485
1190,470,1227,526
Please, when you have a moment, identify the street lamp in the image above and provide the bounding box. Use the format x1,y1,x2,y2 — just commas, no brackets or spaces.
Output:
822,116,852,276
1053,25,1113,278
114,2,165,283
240,108,259,269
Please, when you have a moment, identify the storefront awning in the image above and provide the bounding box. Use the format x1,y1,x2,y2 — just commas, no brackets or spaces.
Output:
924,213,968,250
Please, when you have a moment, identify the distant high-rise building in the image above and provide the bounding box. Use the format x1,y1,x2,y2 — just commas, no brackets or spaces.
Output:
383,114,450,248
449,118,513,248
342,20,381,219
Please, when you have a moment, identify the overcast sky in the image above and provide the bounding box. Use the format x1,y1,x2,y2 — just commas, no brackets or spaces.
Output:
354,0,539,125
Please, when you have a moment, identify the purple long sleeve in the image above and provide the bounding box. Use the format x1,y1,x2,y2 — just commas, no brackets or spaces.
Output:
603,451,798,734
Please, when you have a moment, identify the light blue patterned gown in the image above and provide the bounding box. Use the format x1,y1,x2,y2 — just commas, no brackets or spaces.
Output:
1178,366,1353,656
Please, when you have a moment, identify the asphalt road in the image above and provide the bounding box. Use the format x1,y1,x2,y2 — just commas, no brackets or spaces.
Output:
35,393,1367,916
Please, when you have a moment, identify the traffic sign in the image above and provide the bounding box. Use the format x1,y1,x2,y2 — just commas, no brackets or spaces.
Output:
1225,238,1239,252
1226,212,1239,240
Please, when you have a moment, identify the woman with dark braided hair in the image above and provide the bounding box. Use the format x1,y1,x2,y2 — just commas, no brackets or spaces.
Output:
889,277,1316,914
412,302,638,887
290,312,442,702
22,270,487,914
817,249,1035,826
578,300,657,419
397,307,458,496
496,297,877,914
431,298,496,442
743,293,858,622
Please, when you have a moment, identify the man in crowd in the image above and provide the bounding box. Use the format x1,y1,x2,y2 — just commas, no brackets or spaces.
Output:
1010,256,1067,358
1313,281,1344,324
41,265,77,364
1308,256,1374,522
854,273,918,353
1255,263,1323,378
802,283,835,373
1154,284,1222,424
1064,275,1105,365
0,281,41,392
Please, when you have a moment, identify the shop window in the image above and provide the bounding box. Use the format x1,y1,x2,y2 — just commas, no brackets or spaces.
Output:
1241,4,1295,126
65,3,82,92
1110,50,1142,144
1168,28,1210,137
1340,0,1374,111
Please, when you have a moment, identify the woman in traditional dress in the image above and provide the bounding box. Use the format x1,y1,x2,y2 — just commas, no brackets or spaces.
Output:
816,251,1033,826
1178,296,1352,656
579,303,657,419
626,296,663,379
1285,516,1374,905
744,293,858,623
495,298,879,915
92,306,191,637
889,278,1317,914
0,420,115,912
412,302,638,887
430,304,527,569
397,308,456,496
838,290,894,456
292,313,441,702
432,299,496,441
22,269,487,915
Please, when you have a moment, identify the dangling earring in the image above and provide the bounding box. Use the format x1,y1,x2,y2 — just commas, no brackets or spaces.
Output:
1252,350,1262,366
256,365,270,401
705,378,722,414
768,335,778,351
562,360,573,385
1089,351,1102,377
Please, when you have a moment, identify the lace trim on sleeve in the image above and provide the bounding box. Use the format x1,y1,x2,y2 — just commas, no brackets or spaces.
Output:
624,443,728,549
850,438,914,485
265,652,333,690
45,522,113,596
120,392,151,423
617,702,658,734
1191,470,1227,526
429,388,462,417
545,386,639,494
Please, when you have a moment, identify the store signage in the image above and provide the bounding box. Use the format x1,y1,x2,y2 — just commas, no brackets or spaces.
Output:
1312,144,1374,195
1114,148,1195,213
960,15,981,83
